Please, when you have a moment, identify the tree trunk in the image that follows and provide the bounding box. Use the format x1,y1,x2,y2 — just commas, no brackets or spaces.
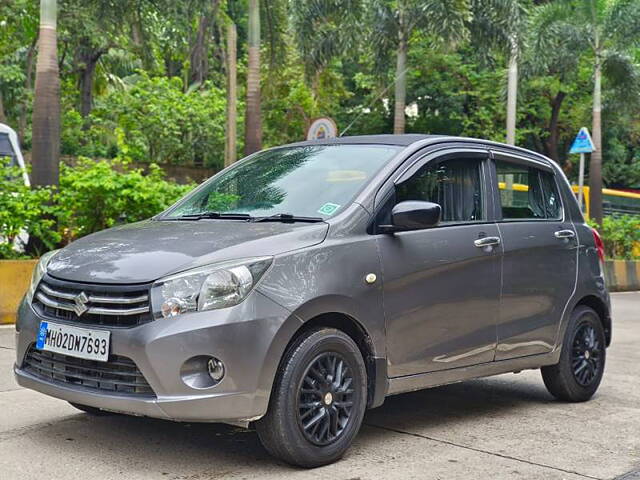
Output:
505,47,518,145
393,36,407,135
225,23,237,167
18,35,37,146
189,15,211,87
546,90,566,164
77,49,102,119
244,0,262,155
589,56,604,225
31,0,60,187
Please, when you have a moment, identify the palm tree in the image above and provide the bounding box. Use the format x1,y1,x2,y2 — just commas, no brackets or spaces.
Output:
225,22,237,167
31,0,60,186
291,0,362,96
525,2,585,164
244,0,261,155
469,0,529,145
370,0,470,134
533,0,640,225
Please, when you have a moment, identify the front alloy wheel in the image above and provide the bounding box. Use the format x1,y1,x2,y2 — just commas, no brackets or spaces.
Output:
256,328,367,468
297,352,355,446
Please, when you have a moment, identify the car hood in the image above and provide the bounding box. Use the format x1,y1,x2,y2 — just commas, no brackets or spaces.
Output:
47,219,329,284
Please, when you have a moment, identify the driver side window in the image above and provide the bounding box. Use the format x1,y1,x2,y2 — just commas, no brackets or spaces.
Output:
396,158,485,223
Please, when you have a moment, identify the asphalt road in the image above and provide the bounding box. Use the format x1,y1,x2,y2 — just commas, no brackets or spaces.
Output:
1,292,639,480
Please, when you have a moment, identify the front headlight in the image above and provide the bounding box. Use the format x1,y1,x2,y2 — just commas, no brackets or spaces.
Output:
150,257,273,319
25,249,59,305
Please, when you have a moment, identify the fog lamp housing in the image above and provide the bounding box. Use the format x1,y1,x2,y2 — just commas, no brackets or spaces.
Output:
180,355,226,389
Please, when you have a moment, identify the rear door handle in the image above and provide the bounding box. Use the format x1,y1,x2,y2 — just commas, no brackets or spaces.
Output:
554,230,576,239
474,236,501,248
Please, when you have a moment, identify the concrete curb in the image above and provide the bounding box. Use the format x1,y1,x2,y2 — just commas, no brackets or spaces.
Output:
604,260,640,292
0,259,37,324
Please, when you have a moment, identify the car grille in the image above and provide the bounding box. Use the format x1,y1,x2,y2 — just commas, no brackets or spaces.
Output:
22,345,155,397
33,275,152,328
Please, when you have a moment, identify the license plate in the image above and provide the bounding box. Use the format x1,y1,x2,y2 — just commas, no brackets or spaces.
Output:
36,321,110,362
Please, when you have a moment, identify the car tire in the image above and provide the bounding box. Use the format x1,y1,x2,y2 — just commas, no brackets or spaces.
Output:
541,306,606,402
256,328,367,468
68,402,115,416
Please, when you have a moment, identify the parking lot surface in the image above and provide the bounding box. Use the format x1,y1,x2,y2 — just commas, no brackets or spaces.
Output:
1,292,638,480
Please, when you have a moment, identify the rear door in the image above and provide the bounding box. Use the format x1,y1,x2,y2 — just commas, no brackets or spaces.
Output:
490,151,577,360
376,148,501,377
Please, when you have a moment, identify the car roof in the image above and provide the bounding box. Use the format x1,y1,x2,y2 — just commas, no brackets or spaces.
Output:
287,134,443,147
286,134,553,166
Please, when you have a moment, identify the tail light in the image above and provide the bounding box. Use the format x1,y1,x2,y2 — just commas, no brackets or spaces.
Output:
592,228,605,264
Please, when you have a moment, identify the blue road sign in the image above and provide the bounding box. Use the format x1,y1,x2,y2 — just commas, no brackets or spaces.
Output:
569,127,595,154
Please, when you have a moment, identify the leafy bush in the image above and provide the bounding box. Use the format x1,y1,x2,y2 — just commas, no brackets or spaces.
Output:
0,158,59,258
590,215,640,260
0,159,195,258
56,158,194,240
78,74,228,168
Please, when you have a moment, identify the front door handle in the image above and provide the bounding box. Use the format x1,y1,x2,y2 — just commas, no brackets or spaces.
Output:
474,236,501,248
554,229,576,239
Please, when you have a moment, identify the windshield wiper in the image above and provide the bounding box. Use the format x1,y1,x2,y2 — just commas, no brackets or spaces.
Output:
253,213,324,223
173,212,252,221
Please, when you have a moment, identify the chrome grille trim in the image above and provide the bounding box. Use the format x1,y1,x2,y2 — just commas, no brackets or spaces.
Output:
36,292,149,316
40,283,149,305
33,274,153,328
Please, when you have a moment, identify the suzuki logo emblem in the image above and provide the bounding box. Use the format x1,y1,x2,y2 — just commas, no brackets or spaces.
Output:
72,292,89,316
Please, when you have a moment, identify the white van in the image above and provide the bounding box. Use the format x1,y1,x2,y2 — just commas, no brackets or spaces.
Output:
0,123,29,186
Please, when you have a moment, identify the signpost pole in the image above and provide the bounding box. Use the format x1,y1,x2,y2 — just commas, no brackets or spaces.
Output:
578,152,585,212
569,127,595,217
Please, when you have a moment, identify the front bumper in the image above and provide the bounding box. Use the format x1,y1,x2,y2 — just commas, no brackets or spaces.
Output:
14,291,300,424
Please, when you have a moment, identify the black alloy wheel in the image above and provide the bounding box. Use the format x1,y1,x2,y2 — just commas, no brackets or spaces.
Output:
541,305,606,402
296,352,355,446
255,328,367,468
571,322,602,387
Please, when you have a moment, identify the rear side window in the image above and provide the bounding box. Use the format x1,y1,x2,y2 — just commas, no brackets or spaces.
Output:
495,160,562,220
396,158,484,223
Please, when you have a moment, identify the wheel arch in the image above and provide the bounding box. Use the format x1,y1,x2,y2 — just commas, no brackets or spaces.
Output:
574,295,611,346
268,310,387,411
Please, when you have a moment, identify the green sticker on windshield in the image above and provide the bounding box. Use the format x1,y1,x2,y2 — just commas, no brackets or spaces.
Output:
318,203,341,216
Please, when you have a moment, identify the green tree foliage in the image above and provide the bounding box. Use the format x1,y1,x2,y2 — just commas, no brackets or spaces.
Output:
1,0,640,190
0,158,193,258
56,158,193,237
64,74,228,168
589,215,640,260
0,158,59,258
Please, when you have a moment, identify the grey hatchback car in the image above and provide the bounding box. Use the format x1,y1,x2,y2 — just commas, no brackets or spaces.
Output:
15,135,611,467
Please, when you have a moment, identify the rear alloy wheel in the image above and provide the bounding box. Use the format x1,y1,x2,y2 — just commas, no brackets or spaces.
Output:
571,322,603,387
542,306,606,402
256,328,367,468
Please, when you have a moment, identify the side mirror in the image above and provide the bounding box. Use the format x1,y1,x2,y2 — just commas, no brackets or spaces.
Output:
379,201,441,233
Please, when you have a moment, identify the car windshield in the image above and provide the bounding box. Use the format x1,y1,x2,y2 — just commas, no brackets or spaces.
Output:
163,144,401,220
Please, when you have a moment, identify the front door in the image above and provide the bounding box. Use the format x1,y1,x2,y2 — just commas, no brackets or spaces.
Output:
491,154,578,360
377,151,501,377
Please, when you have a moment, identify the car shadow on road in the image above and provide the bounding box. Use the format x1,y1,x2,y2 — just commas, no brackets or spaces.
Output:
25,375,555,475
